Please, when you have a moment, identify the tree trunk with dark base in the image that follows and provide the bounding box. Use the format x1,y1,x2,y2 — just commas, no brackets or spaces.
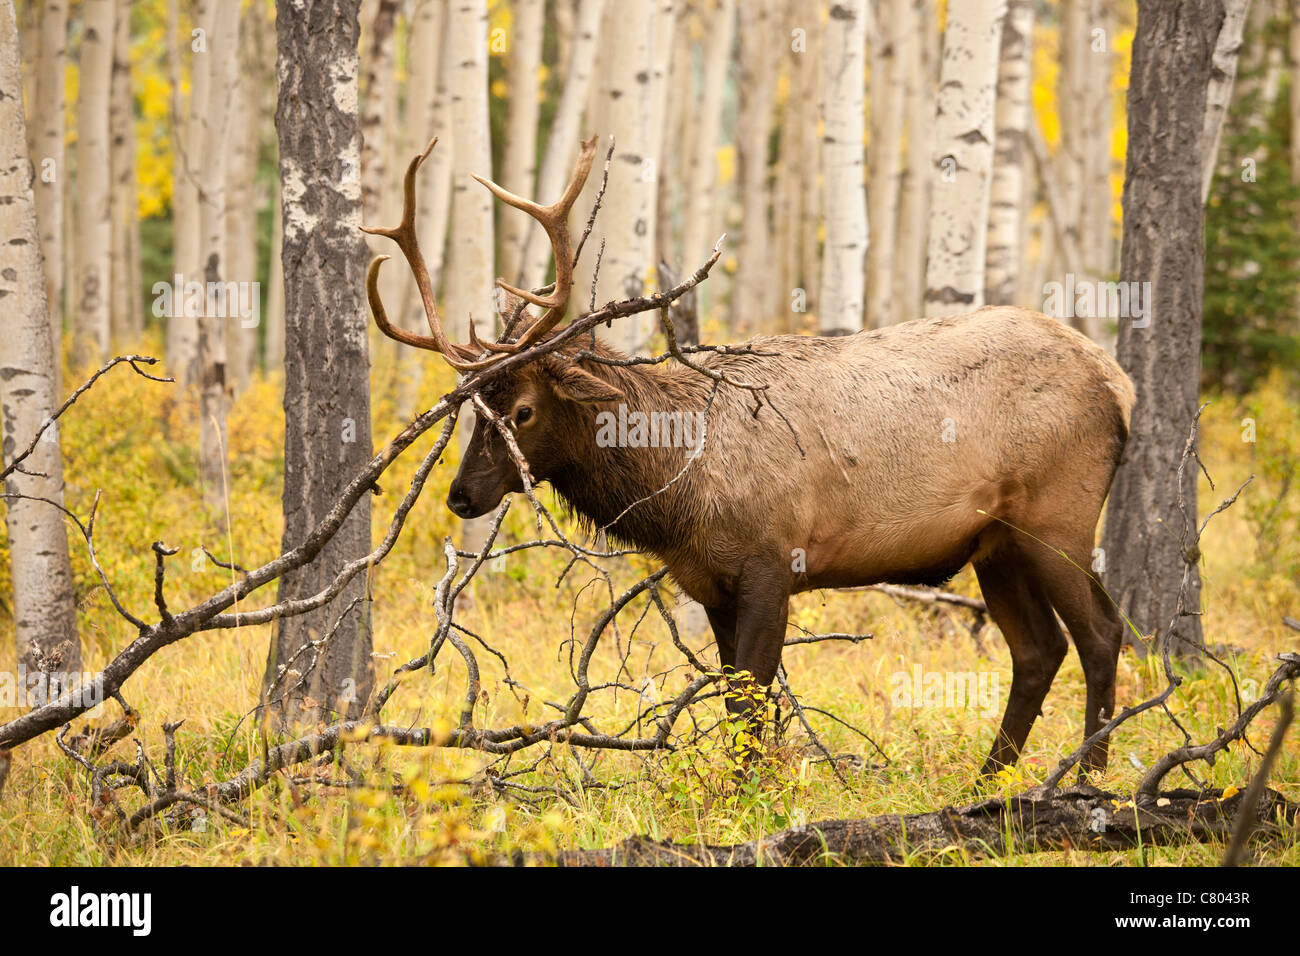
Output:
1100,0,1223,660
265,0,374,723
0,0,81,683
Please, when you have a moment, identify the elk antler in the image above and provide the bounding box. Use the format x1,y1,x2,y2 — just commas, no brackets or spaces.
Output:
361,137,493,372
471,134,599,353
362,134,599,372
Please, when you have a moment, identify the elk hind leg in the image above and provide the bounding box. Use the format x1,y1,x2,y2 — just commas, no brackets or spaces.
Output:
1024,541,1124,776
974,548,1069,776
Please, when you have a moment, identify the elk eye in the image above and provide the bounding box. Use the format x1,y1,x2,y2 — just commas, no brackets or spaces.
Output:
515,406,534,425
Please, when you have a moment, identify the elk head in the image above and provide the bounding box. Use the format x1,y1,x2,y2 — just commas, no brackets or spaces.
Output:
362,134,616,520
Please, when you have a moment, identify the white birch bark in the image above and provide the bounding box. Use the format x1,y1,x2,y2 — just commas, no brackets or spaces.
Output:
893,0,934,321
73,0,114,367
109,0,138,344
1082,0,1112,281
445,0,494,345
1292,0,1300,187
390,0,449,410
818,0,868,335
866,0,906,327
33,0,69,377
656,2,693,271
518,0,606,291
646,0,677,259
771,0,805,329
733,0,777,335
798,0,823,316
197,0,239,515
571,0,657,352
1058,0,1086,279
679,0,734,317
984,0,1034,306
445,0,495,550
499,0,544,284
226,61,258,392
1201,0,1252,202
168,0,209,384
922,0,1005,316
0,0,81,677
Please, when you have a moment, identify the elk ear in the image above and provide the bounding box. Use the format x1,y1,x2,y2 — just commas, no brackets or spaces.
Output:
546,362,624,404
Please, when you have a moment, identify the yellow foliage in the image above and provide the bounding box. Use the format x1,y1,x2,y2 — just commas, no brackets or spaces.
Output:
715,143,735,187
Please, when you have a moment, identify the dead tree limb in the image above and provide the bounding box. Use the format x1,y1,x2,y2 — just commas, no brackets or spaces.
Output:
541,784,1297,866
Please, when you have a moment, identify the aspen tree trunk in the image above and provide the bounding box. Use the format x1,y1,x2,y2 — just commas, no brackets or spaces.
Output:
647,0,677,264
197,0,239,516
360,0,399,225
798,0,822,317
226,63,258,392
678,0,734,316
984,0,1034,306
1058,0,1086,282
893,0,934,321
399,2,453,343
33,0,68,377
866,0,906,328
73,0,114,368
1082,0,1113,286
1100,0,1221,661
922,0,1004,316
733,0,777,335
169,0,209,384
571,0,658,351
499,0,544,284
445,0,494,345
394,0,450,413
1014,156,1040,307
268,0,374,723
656,2,693,272
358,0,400,377
555,0,576,81
818,0,868,335
445,0,495,552
771,0,805,329
18,0,35,121
0,0,81,680
1292,0,1300,186
518,0,605,291
1201,0,1252,202
1244,0,1284,106
109,0,139,344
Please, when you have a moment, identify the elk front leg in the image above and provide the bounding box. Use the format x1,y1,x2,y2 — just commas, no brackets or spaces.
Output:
726,562,792,729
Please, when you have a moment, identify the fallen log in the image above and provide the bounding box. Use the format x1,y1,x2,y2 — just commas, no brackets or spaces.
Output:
541,784,1298,866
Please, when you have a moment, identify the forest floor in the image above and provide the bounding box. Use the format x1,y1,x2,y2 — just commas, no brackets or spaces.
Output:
1,336,1297,866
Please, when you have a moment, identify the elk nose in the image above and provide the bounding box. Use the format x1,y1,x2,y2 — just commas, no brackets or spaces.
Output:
446,486,474,518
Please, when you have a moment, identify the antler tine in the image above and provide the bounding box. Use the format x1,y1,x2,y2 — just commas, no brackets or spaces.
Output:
361,137,487,371
471,134,599,352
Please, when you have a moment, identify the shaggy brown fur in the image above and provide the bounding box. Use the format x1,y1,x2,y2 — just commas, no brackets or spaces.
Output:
449,306,1136,775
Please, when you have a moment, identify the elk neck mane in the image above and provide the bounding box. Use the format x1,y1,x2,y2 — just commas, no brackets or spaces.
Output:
544,338,718,555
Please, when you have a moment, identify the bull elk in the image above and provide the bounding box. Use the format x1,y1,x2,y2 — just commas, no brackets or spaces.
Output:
364,135,1137,777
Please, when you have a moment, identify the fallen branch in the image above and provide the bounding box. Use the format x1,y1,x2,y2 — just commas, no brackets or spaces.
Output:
541,784,1297,866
